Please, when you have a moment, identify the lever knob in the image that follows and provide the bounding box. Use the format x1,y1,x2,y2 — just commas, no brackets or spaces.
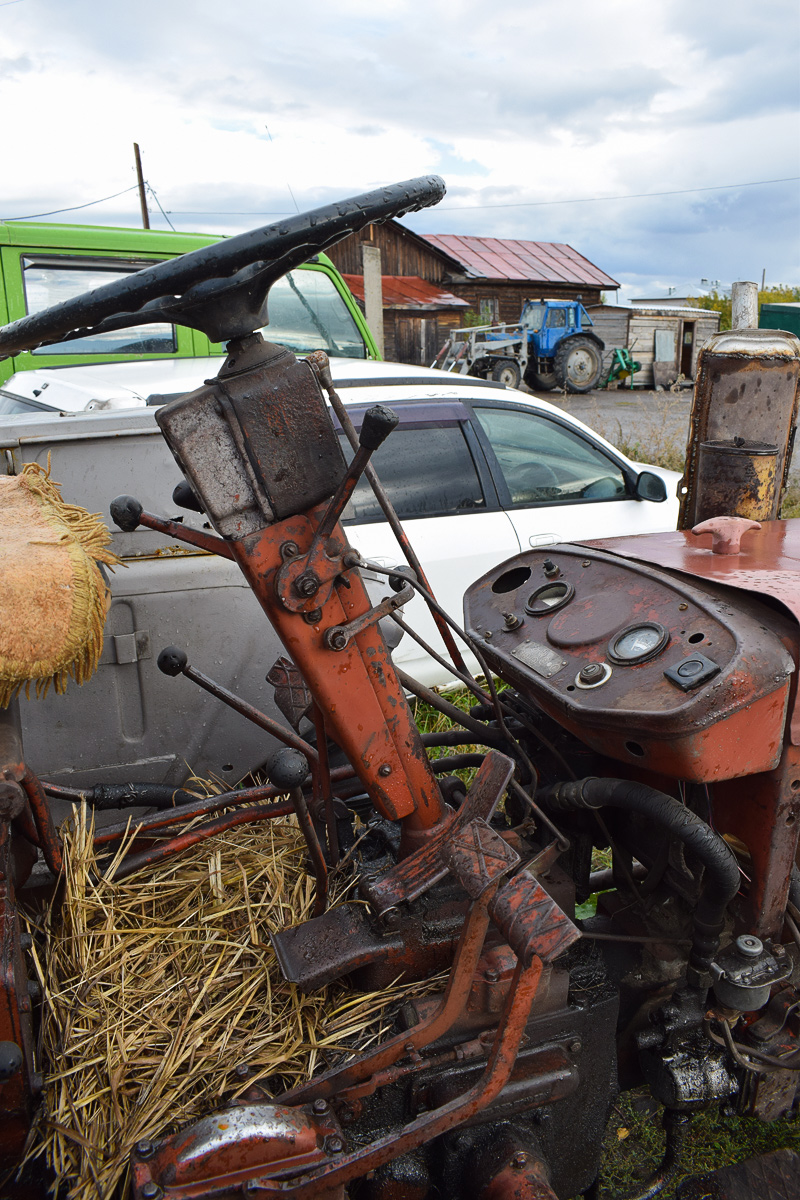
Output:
172,480,204,513
110,495,143,532
359,404,399,452
157,646,188,676
266,748,308,790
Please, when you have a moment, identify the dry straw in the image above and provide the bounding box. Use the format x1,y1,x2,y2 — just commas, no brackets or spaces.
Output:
25,805,440,1199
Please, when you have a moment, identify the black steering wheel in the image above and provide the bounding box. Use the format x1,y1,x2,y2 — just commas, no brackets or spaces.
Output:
0,175,445,356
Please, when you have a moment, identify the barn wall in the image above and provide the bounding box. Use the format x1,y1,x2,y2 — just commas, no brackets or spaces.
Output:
327,224,450,281
452,282,604,325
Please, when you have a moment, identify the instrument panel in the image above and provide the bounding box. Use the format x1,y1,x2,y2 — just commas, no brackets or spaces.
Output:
464,545,797,782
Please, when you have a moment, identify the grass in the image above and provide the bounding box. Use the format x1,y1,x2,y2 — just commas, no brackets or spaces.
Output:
598,1090,800,1198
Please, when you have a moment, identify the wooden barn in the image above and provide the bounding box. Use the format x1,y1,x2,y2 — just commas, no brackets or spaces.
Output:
586,303,721,388
327,220,618,365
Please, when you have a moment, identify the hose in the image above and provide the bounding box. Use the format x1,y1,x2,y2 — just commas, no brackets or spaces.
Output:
541,777,741,976
43,780,198,810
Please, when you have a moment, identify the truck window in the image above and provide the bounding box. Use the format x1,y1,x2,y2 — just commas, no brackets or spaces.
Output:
339,425,485,521
545,308,566,328
23,257,176,355
264,271,367,359
474,406,626,505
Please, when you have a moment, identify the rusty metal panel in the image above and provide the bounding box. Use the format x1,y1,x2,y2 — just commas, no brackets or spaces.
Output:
464,545,796,782
679,329,800,529
585,520,800,742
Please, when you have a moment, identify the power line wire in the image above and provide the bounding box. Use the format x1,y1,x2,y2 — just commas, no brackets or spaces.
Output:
160,174,800,217
2,185,141,222
146,182,176,232
433,175,800,211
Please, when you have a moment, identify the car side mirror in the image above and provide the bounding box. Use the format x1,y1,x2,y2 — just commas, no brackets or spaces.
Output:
635,471,668,502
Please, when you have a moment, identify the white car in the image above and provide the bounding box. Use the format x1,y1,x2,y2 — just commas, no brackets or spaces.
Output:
1,357,680,791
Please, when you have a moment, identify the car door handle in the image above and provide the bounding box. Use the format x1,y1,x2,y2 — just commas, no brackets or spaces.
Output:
529,533,558,548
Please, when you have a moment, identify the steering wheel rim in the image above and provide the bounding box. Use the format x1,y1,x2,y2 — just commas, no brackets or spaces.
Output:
0,175,445,355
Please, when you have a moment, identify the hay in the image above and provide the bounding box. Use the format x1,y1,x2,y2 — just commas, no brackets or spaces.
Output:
0,461,120,708
25,807,440,1199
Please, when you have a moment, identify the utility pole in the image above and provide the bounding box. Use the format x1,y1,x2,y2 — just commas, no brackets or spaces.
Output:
133,143,150,229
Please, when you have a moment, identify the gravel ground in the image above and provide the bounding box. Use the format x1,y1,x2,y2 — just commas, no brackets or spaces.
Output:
521,384,800,484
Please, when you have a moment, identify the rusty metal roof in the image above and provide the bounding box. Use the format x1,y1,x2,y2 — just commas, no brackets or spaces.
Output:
342,274,470,311
421,234,619,289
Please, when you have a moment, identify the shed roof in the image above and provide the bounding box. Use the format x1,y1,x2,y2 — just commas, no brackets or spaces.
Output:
342,274,469,311
421,234,619,290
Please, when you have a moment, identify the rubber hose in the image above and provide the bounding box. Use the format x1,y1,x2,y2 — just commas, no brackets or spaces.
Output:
541,777,741,975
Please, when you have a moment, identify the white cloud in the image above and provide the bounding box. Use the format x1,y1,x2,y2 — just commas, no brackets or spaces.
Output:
1,0,797,293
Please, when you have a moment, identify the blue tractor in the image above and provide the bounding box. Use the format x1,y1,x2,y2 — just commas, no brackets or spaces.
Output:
433,298,606,393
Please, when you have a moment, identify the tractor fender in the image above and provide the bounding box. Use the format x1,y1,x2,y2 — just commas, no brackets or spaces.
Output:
564,329,605,352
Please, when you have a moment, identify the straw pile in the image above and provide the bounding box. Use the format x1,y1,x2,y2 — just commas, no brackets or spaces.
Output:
25,806,439,1199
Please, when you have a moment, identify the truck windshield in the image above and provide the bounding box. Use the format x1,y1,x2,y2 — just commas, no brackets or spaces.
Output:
23,257,177,355
22,259,366,360
262,271,366,359
521,304,545,332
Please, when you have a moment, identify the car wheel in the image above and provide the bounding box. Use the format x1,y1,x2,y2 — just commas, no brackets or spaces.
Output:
491,359,521,387
553,337,603,393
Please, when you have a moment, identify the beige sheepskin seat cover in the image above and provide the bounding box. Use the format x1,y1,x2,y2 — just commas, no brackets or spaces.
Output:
0,463,119,707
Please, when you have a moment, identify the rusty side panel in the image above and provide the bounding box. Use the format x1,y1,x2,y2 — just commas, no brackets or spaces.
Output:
710,742,800,940
679,330,800,529
0,822,37,1167
694,440,779,525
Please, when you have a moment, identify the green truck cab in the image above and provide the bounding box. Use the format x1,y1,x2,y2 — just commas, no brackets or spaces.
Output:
0,220,379,384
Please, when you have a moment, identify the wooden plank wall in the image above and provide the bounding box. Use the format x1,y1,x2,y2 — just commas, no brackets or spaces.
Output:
452,282,604,325
327,223,450,280
586,307,721,387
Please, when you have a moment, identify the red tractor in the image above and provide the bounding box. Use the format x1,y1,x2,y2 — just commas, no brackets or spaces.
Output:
1,178,799,1199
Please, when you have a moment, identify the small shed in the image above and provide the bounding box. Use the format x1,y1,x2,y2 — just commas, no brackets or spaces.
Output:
586,303,721,388
341,274,469,365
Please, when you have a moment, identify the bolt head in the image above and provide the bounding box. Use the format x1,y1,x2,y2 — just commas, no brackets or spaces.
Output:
295,572,320,598
568,1040,582,1054
511,1151,528,1169
378,764,392,777
142,1184,162,1199
485,968,500,983
135,1139,155,1159
312,1097,329,1115
326,1135,344,1154
235,1063,250,1078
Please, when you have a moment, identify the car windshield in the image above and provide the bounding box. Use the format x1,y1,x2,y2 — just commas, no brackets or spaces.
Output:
261,271,366,359
22,259,366,360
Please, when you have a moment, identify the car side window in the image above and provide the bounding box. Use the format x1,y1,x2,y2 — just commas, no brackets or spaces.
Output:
473,406,627,506
339,425,485,522
545,308,566,328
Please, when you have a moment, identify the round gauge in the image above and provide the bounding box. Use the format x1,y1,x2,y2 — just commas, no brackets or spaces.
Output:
524,580,575,616
607,622,669,665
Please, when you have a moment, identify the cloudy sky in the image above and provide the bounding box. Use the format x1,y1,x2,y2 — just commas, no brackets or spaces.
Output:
2,0,798,301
